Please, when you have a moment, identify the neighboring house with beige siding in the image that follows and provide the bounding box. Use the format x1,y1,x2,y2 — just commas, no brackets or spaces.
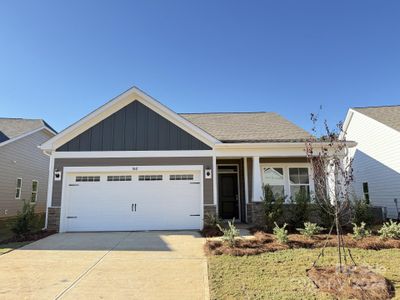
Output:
343,105,400,219
0,118,56,219
40,86,330,233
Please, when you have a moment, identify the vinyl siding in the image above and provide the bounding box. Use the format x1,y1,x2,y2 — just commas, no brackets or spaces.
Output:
346,110,400,218
0,129,54,218
57,101,211,151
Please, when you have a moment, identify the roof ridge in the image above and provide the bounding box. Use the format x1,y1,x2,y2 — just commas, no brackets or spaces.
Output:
179,111,274,115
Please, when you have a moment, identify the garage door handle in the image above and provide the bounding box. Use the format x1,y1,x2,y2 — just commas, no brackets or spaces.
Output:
190,182,200,184
131,203,137,212
190,214,200,217
67,216,78,219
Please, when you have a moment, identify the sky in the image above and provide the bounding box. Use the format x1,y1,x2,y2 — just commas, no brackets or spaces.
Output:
1,1,400,133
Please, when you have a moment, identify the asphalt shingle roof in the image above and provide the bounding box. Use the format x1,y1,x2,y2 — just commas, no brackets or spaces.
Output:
0,118,54,143
353,105,400,132
180,112,310,143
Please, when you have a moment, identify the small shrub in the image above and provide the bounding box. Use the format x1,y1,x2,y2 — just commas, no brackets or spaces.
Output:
204,212,221,227
352,222,371,240
217,219,240,247
262,185,284,231
351,198,373,226
378,220,400,240
289,189,312,229
297,222,325,238
11,200,39,237
273,222,288,244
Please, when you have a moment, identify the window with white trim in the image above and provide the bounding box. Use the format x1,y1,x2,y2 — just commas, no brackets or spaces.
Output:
261,165,312,201
31,180,38,203
138,175,163,181
170,174,194,181
107,175,132,182
15,178,22,199
76,176,100,182
262,167,285,198
289,168,310,198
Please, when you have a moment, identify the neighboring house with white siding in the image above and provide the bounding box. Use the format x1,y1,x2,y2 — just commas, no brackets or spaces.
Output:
0,118,56,219
343,105,400,219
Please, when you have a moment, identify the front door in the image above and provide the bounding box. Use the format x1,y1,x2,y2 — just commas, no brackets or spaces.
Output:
218,173,239,219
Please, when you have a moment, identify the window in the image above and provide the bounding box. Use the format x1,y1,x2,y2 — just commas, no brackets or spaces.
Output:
15,178,22,199
170,174,194,181
107,175,132,182
289,168,310,198
262,167,285,198
76,176,100,182
138,175,163,181
31,180,38,203
362,182,370,203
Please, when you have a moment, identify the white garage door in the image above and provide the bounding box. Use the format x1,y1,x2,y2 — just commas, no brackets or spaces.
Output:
62,167,202,232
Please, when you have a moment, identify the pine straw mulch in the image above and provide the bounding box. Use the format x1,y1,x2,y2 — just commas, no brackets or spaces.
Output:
307,266,395,300
205,232,400,256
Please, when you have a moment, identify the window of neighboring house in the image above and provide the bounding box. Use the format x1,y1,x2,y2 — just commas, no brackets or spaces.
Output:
15,178,22,199
362,182,370,204
262,167,285,199
31,180,38,203
289,168,310,199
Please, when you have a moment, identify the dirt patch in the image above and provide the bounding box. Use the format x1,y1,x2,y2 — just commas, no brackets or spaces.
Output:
205,232,400,256
0,230,55,244
307,266,394,300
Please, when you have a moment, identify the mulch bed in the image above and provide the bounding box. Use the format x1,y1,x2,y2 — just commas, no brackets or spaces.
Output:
205,232,400,256
307,266,395,300
201,226,223,237
0,230,55,245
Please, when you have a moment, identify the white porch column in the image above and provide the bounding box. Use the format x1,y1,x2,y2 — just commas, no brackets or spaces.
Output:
243,157,249,204
212,155,218,212
252,156,263,202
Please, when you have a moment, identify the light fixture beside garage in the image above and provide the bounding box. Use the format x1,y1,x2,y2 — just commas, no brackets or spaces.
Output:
205,167,212,179
54,169,62,181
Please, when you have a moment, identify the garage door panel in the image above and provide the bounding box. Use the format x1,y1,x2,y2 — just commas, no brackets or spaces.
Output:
63,169,202,232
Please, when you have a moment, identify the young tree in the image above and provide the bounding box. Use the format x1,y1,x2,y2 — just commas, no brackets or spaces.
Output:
306,112,356,271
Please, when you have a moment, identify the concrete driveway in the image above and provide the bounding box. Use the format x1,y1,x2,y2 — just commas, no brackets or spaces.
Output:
0,231,209,299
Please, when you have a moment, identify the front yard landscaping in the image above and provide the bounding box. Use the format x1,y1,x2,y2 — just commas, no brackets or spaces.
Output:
208,247,400,299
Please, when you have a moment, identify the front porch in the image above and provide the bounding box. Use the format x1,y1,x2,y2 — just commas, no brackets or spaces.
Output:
211,156,315,225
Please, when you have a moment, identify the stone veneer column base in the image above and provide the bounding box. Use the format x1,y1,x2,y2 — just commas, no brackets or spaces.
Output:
246,202,265,226
204,205,217,218
47,207,61,232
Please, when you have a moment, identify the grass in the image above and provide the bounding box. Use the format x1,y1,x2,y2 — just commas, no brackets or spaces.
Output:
0,241,31,255
208,247,400,299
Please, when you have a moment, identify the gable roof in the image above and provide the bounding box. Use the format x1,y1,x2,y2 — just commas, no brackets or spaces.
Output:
352,105,400,132
40,87,221,152
0,118,56,146
180,112,310,143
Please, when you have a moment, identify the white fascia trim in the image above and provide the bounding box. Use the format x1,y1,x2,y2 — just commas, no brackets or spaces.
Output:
214,141,356,149
63,165,204,174
52,150,213,158
40,86,220,151
0,127,55,148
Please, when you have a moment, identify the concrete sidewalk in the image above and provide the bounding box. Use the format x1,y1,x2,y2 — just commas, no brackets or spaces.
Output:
0,231,209,300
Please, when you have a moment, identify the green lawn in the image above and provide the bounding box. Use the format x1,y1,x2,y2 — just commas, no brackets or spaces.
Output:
0,241,31,255
208,247,400,300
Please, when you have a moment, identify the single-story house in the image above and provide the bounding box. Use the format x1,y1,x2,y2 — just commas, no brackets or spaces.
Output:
0,118,56,219
40,87,316,232
343,105,400,219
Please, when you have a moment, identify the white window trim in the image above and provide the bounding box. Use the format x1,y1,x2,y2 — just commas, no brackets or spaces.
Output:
31,180,39,203
15,178,22,199
260,163,315,203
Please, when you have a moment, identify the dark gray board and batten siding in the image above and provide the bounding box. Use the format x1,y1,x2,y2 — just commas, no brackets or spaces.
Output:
57,100,211,151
